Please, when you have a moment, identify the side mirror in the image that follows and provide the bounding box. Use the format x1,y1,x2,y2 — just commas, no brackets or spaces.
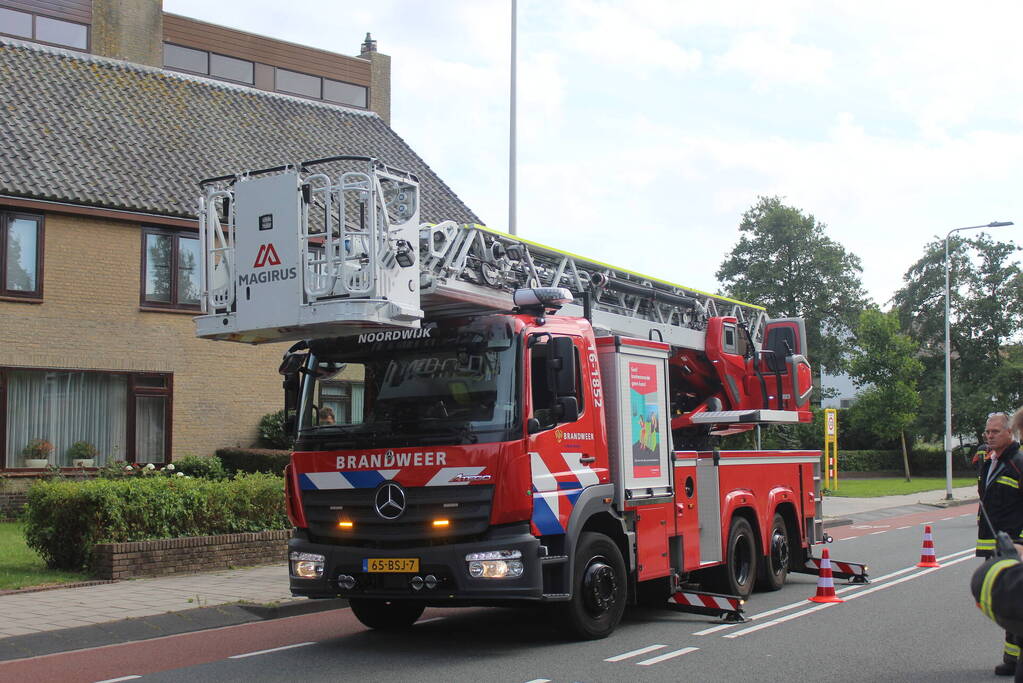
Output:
555,396,579,423
283,412,297,437
527,417,542,435
283,372,300,415
547,336,577,397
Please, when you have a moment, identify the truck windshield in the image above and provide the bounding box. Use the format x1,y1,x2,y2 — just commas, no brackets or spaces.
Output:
297,319,521,448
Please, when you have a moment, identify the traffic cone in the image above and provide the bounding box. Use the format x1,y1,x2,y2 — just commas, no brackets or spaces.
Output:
808,548,844,603
916,525,941,568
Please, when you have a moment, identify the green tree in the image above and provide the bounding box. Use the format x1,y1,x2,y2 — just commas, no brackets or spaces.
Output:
716,196,869,376
892,234,1023,445
846,309,923,481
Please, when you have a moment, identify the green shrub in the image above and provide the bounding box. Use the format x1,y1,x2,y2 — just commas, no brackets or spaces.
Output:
216,448,290,476
23,473,287,571
174,455,228,480
66,441,98,460
837,450,902,472
258,410,294,450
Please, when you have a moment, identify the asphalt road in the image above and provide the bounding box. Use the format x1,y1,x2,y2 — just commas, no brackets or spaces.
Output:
2,503,999,683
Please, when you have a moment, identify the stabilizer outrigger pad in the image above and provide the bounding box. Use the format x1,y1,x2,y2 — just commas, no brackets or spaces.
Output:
667,589,747,623
792,555,870,584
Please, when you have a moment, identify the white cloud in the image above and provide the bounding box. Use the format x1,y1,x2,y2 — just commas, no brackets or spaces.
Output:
715,32,833,90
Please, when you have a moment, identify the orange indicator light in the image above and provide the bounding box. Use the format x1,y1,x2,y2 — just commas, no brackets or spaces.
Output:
432,519,450,528
338,521,354,528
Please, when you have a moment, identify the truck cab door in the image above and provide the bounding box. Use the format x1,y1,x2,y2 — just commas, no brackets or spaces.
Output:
526,334,607,537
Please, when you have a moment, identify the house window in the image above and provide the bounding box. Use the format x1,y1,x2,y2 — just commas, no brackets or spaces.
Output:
142,228,201,309
2,211,43,299
164,43,209,74
0,9,88,50
210,53,254,84
1,369,172,468
35,15,87,50
276,68,322,98
324,79,368,108
320,381,365,424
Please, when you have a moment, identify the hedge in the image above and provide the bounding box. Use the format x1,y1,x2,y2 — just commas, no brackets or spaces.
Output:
215,448,290,476
24,473,287,571
836,447,976,475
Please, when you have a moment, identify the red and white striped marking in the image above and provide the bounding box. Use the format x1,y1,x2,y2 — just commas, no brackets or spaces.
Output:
916,525,941,568
809,548,844,603
804,556,867,577
670,591,742,612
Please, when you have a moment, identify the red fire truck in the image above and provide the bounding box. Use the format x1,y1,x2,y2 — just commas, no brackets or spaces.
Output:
195,156,865,639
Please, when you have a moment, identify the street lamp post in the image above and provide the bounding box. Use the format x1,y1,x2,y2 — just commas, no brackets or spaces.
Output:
944,220,1014,499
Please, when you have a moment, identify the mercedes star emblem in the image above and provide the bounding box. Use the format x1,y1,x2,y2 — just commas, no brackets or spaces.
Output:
374,482,407,520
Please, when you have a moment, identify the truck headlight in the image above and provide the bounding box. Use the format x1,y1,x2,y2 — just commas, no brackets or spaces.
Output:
465,550,523,579
290,551,325,579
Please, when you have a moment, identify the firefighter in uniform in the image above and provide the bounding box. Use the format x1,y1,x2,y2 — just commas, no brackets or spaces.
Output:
974,552,1023,683
977,411,1023,676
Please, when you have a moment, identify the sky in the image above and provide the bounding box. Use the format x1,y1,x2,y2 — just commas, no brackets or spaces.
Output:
164,0,1023,308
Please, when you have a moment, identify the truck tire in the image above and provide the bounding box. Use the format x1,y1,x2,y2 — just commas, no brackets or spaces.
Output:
704,517,757,599
349,599,425,630
557,532,627,640
756,513,790,591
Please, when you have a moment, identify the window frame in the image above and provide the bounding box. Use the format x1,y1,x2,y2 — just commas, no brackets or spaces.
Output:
0,10,89,51
1,210,44,300
139,226,201,311
0,367,173,469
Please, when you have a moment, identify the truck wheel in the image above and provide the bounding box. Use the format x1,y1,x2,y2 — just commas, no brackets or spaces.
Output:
756,513,790,591
557,532,627,640
349,599,425,630
705,517,757,599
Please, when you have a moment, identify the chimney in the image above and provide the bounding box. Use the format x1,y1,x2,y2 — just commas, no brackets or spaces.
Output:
91,0,164,67
359,33,391,126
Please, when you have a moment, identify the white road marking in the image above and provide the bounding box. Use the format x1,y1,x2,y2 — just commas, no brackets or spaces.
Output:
941,517,954,521
523,679,552,682
636,647,699,666
897,526,911,530
93,677,142,683
692,547,975,636
869,531,886,535
417,617,445,624
724,553,975,639
605,644,667,662
228,642,316,659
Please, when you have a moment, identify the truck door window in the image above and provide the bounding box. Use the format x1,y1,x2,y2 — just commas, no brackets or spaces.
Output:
529,336,583,430
723,323,737,354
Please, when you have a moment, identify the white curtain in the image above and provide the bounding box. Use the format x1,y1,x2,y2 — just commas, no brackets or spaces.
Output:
351,383,364,423
135,395,166,462
5,370,127,467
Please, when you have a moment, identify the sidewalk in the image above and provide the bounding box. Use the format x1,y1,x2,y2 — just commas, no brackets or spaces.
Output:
0,485,982,659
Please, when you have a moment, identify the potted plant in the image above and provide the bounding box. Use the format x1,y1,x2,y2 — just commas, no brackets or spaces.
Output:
22,439,53,468
67,441,98,468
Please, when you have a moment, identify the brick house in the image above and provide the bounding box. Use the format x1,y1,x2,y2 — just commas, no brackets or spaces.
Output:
0,0,480,471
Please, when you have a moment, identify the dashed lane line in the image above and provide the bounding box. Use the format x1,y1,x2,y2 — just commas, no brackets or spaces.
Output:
691,547,975,637
522,679,551,682
93,677,142,683
605,644,668,662
228,642,316,659
723,554,975,639
636,647,699,666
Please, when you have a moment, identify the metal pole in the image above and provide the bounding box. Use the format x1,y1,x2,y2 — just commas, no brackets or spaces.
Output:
944,221,1014,500
508,0,517,237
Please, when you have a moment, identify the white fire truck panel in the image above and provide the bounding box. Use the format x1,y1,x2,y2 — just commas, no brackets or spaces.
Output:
597,337,673,506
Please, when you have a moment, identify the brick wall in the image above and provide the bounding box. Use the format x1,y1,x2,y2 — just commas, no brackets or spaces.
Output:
0,491,28,521
91,530,291,579
0,211,287,466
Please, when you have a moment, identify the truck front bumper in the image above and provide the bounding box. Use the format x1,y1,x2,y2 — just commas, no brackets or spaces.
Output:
288,524,545,603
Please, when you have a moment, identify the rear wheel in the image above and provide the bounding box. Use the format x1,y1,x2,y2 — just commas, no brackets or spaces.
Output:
349,599,425,630
756,513,790,591
704,517,758,599
557,532,627,639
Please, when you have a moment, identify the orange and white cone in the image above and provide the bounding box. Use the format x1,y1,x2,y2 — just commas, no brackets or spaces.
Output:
809,548,844,603
916,525,941,568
